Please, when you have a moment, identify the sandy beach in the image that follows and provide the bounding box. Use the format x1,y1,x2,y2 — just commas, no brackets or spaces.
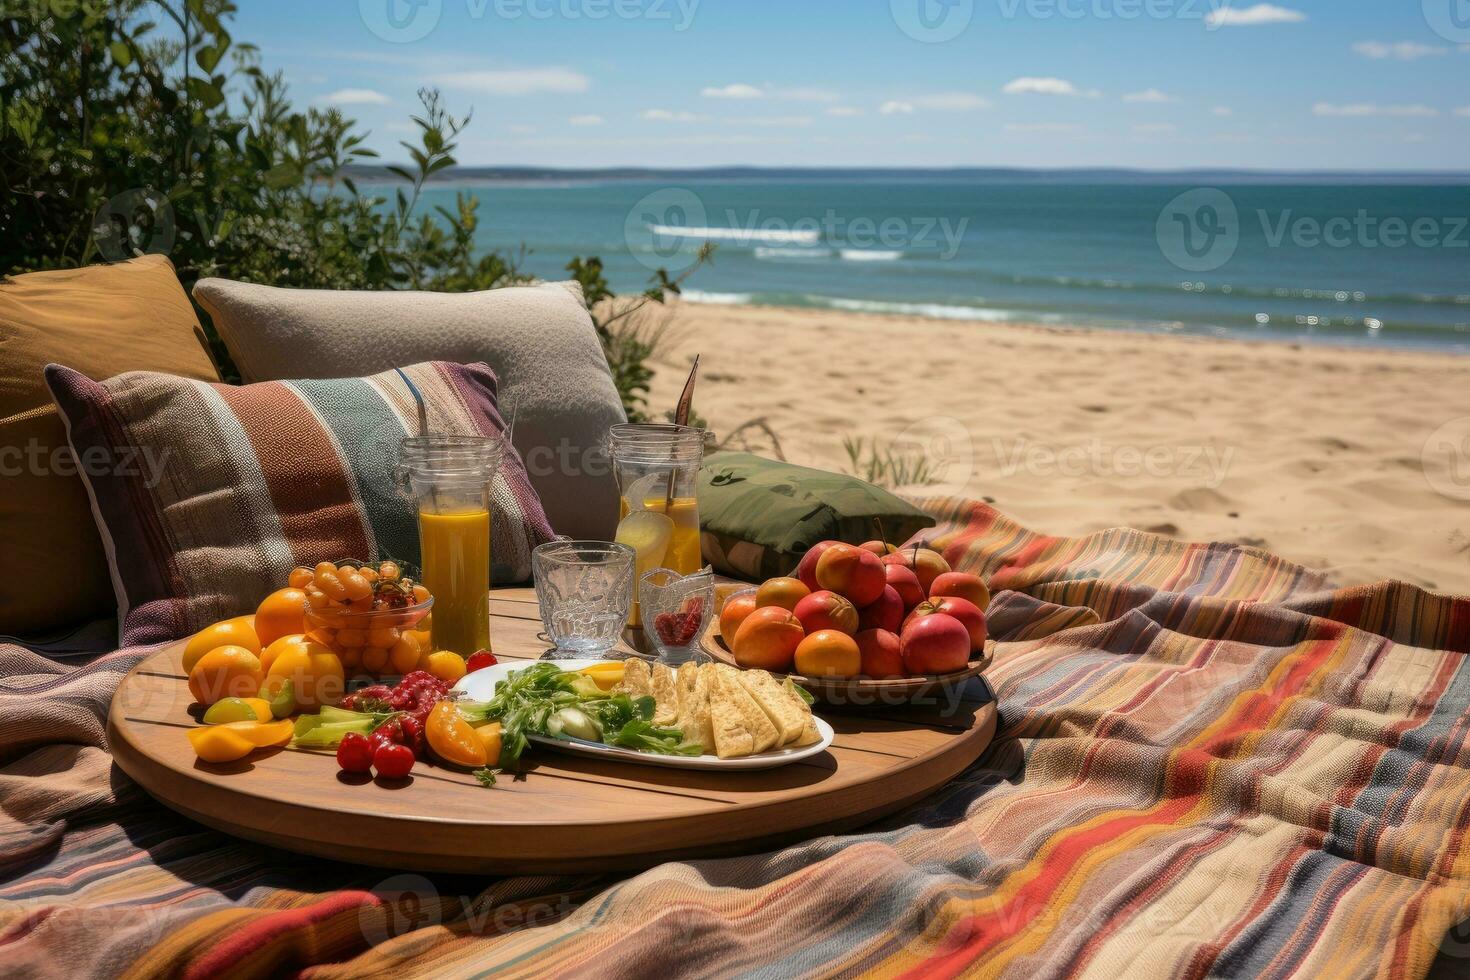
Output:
648,301,1470,595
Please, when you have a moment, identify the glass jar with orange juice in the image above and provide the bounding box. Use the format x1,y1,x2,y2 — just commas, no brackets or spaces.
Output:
399,435,502,655
609,423,704,627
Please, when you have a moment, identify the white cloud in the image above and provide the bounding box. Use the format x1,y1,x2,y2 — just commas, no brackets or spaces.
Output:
1352,41,1448,60
1133,123,1177,134
1312,102,1439,117
1123,88,1178,104
880,100,915,115
909,92,991,111
1454,107,1470,117
432,68,589,95
1212,106,1234,116
320,88,391,105
701,83,764,99
1002,77,1101,98
568,114,604,126
825,106,864,117
1205,4,1306,27
640,109,705,122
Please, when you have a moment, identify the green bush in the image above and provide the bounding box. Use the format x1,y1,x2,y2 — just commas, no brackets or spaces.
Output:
0,0,693,417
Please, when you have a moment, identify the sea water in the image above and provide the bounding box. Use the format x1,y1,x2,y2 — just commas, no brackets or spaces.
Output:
397,178,1470,351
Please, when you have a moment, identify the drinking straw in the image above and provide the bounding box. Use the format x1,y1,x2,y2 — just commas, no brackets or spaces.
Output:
664,356,700,512
395,367,430,436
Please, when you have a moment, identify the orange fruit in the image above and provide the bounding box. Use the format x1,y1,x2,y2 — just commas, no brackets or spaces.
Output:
426,650,467,684
755,577,811,612
254,588,307,647
182,616,261,674
188,646,264,706
732,606,805,673
260,633,309,674
265,638,344,709
719,594,759,649
793,630,861,678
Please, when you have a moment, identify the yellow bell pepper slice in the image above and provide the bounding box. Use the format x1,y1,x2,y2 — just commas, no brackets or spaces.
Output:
575,662,625,690
187,719,294,763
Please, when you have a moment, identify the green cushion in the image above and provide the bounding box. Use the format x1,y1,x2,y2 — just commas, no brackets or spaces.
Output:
698,452,935,582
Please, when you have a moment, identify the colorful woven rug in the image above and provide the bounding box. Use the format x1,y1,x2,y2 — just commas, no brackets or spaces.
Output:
2,499,1468,978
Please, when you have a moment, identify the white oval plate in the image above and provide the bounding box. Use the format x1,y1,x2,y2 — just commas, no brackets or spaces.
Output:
454,658,835,771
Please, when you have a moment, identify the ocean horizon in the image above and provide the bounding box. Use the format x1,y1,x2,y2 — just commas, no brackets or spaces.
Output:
387,176,1470,352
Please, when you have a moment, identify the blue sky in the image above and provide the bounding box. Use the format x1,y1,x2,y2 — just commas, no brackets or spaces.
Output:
232,0,1470,170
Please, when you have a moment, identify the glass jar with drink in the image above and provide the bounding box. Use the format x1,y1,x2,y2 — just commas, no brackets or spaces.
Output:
609,422,704,627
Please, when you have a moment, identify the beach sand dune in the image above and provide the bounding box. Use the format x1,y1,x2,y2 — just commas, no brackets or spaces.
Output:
648,301,1470,595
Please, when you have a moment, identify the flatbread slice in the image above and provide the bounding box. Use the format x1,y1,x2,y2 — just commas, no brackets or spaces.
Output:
675,662,714,751
736,669,806,746
617,658,652,699
649,662,680,727
708,665,780,758
783,679,822,747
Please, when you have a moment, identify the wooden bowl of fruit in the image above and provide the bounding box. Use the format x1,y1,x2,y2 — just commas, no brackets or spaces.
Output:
702,542,993,707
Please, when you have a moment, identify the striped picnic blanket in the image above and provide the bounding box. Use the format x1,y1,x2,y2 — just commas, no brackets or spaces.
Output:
2,498,1468,978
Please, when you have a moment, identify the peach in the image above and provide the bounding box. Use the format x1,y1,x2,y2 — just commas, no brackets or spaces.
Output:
732,606,804,672
794,629,861,678
815,543,886,607
856,629,905,678
882,547,951,593
900,613,970,675
884,563,925,610
859,540,897,556
795,540,842,592
929,571,991,612
793,590,859,636
857,585,904,633
756,576,811,611
907,596,987,652
719,594,759,649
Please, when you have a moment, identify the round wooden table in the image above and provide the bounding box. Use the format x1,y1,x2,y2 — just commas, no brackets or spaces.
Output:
108,588,997,874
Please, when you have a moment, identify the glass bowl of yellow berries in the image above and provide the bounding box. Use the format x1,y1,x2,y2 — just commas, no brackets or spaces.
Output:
295,560,434,678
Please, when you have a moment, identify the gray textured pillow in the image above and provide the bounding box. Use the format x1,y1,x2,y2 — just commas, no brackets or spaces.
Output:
193,279,624,540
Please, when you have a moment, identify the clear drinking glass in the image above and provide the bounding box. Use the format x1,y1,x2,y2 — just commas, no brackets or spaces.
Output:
532,540,636,658
639,566,715,666
399,435,503,656
609,423,705,628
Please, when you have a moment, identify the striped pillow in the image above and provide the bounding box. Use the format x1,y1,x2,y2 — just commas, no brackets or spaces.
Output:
46,361,556,647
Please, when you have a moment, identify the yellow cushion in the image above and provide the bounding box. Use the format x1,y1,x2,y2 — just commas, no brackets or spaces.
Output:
0,255,219,636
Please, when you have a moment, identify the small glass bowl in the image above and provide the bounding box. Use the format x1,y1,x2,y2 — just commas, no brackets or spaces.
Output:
639,566,715,665
300,560,434,678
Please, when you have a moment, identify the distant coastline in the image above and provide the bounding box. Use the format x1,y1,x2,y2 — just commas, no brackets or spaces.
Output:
344,164,1470,186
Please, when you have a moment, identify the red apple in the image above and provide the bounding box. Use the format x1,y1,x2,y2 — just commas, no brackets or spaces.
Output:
858,540,897,556
795,540,842,592
884,563,925,610
856,628,905,678
792,589,859,636
857,585,904,633
882,547,952,593
905,596,987,652
929,571,990,612
900,613,970,675
815,543,886,606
